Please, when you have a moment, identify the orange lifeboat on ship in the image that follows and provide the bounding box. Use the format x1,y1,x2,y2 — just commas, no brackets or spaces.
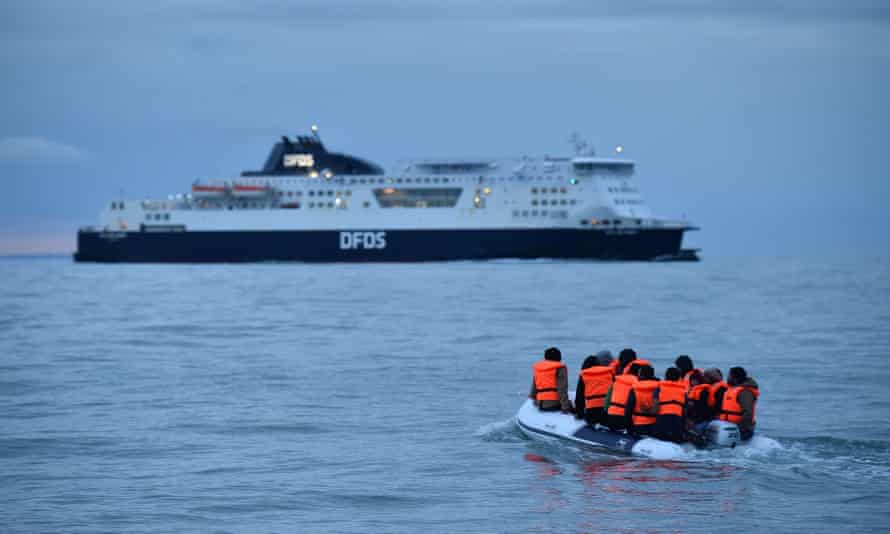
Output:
191,183,227,198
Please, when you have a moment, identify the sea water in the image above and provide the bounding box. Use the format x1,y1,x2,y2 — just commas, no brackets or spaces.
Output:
1,256,888,533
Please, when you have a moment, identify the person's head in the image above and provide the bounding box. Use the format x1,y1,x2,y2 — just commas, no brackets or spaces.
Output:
581,355,599,369
638,365,655,380
702,368,723,384
675,355,694,375
688,369,705,386
595,350,614,367
728,366,748,386
544,347,562,362
665,367,681,381
618,348,637,367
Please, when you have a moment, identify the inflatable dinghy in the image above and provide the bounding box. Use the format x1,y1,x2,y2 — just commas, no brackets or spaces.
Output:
516,398,740,460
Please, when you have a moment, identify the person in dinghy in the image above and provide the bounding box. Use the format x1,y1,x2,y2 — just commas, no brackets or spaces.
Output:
529,347,574,413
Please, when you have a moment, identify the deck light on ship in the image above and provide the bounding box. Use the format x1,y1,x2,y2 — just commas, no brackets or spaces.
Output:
311,124,318,133
483,187,492,195
309,170,319,178
615,145,624,154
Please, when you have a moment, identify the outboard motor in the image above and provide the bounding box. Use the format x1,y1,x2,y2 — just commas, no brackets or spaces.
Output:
704,420,740,448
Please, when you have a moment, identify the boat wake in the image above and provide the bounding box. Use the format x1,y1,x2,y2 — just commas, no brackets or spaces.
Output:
478,415,890,482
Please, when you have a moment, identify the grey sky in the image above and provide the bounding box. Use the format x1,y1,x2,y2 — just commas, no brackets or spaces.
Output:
2,0,889,256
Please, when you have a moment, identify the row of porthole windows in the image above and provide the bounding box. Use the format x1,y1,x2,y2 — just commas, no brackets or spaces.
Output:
197,201,270,209
532,199,576,206
278,190,353,198
512,209,569,218
110,202,125,210
349,177,453,185
579,219,644,226
270,175,586,186
270,174,597,186
513,209,552,217
531,187,568,194
146,213,170,221
282,200,353,209
615,198,644,205
607,186,638,194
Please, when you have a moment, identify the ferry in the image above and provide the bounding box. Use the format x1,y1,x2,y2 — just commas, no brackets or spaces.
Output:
74,127,699,263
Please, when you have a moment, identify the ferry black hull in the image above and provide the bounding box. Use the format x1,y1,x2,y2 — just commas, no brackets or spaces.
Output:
74,228,697,263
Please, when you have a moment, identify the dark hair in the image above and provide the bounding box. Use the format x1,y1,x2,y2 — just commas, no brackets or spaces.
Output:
595,350,614,367
675,355,694,374
618,348,637,365
688,369,704,386
617,348,636,373
665,367,681,381
544,347,562,362
581,355,600,369
638,365,655,380
729,366,747,383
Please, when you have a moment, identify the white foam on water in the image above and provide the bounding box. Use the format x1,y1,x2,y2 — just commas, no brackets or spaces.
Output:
475,417,524,442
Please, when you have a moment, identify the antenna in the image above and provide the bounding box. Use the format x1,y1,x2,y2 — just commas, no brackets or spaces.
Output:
568,132,594,156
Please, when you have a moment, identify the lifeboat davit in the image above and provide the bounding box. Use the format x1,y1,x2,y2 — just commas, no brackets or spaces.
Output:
191,184,227,198
231,184,271,198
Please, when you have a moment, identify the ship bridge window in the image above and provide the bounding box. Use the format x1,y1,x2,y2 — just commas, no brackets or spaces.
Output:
416,162,491,174
373,187,463,208
573,160,634,177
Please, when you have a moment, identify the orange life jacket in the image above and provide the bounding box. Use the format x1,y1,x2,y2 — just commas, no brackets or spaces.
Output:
607,374,637,416
708,381,728,409
631,380,658,426
657,380,686,417
687,383,710,406
719,385,759,424
579,366,614,409
532,360,566,402
682,368,702,389
623,359,652,375
608,360,619,373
